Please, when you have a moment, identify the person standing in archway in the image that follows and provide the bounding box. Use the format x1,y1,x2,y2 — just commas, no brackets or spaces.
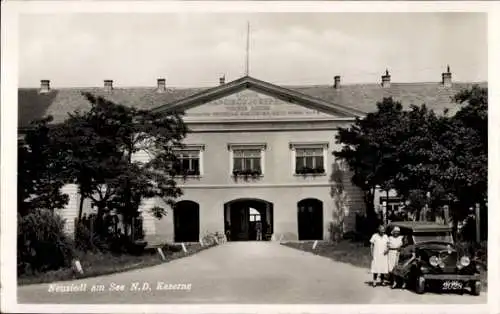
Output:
255,220,262,241
225,221,231,242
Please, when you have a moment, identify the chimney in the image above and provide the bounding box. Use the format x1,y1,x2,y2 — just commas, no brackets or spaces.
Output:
333,75,341,89
104,79,113,92
157,78,166,93
39,80,50,93
442,65,452,87
381,69,391,88
219,75,225,85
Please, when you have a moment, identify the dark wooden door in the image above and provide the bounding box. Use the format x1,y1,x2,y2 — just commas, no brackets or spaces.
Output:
298,200,323,240
174,202,200,242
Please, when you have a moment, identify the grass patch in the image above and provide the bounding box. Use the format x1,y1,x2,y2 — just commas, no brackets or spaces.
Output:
18,243,214,286
283,240,371,269
283,240,488,291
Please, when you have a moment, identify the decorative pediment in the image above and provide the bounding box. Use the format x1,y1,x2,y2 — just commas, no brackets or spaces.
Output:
151,76,365,122
184,89,335,121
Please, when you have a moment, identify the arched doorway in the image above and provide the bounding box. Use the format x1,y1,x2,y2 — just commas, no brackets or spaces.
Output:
173,200,200,242
224,199,273,241
297,198,323,240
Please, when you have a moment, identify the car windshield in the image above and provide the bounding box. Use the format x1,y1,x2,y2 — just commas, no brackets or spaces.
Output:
413,232,453,244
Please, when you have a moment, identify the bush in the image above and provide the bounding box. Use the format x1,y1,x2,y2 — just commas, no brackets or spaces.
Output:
18,209,74,275
74,223,104,252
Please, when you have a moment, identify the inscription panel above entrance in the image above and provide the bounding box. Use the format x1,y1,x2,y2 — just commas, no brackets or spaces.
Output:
184,89,336,121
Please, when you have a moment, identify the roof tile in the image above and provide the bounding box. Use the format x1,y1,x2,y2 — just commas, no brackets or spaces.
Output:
18,78,487,128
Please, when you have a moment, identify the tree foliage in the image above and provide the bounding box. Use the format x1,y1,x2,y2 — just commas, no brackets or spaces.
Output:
334,86,487,222
334,97,406,218
19,92,189,245
53,93,188,237
18,117,69,216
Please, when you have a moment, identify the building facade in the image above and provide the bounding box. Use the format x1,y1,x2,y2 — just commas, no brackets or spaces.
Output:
18,69,486,244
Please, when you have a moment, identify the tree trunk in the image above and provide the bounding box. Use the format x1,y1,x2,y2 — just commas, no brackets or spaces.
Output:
365,191,376,219
77,192,85,221
364,188,378,235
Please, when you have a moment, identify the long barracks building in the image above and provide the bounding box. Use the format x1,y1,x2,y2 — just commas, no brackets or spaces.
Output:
18,69,487,244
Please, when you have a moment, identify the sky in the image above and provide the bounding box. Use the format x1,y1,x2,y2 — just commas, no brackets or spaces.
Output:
18,13,487,88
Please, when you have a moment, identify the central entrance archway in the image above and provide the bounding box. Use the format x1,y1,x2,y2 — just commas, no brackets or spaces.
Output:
224,199,273,241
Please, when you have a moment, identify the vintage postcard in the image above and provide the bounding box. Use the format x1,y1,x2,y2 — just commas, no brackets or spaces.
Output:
1,1,498,314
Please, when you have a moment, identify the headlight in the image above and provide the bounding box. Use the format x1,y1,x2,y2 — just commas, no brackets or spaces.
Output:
429,256,439,267
460,256,471,267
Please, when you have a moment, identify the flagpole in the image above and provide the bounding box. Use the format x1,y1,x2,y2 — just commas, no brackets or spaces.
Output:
245,21,250,76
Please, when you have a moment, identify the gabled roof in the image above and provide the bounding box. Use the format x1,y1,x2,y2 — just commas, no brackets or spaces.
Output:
151,76,366,118
18,75,487,128
293,81,487,115
18,86,208,128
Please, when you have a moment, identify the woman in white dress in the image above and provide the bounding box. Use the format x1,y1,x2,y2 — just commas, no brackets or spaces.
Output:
387,226,404,287
370,225,389,287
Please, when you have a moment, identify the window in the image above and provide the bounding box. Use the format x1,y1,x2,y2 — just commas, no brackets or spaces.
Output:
175,150,200,175
233,149,261,174
290,142,328,175
173,144,204,176
228,143,266,177
295,148,324,174
249,207,261,222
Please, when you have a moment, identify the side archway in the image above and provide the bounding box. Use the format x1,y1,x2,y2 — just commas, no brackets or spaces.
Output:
297,198,323,240
173,200,200,242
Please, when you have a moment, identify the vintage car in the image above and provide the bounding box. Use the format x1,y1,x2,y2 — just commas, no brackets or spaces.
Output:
389,221,481,296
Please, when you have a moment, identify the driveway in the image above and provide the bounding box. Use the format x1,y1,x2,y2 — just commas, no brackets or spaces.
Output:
18,242,487,304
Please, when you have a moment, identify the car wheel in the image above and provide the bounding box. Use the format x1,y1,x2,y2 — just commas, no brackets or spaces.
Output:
471,281,481,296
415,276,425,294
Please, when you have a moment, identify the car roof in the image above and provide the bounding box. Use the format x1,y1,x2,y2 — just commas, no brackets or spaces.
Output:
389,221,453,233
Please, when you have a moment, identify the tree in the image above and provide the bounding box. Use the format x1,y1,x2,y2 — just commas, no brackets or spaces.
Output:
18,117,69,216
451,86,487,205
393,86,487,219
55,93,188,238
440,86,487,216
392,104,454,211
334,97,406,222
